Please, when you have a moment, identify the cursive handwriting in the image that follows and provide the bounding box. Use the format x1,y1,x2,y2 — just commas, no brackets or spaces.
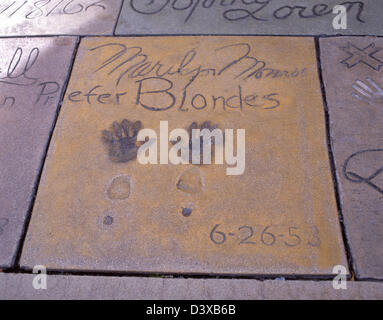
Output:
343,149,383,196
129,0,365,24
89,42,306,89
0,47,39,86
0,46,62,107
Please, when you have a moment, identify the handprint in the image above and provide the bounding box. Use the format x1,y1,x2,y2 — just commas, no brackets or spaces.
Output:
352,77,383,106
102,119,142,163
188,120,219,151
172,121,220,164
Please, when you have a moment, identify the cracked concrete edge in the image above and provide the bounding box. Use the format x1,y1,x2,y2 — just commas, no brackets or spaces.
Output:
0,273,382,300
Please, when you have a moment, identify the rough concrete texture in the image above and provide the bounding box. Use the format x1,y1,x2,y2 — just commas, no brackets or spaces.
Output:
0,37,77,268
320,37,383,280
0,0,122,36
20,36,347,275
116,0,383,36
0,273,382,300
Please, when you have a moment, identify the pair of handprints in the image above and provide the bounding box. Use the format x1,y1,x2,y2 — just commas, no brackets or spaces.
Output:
101,119,219,164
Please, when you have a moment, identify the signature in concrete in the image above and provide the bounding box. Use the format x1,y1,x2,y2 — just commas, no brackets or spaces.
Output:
89,42,306,88
352,77,383,107
129,0,365,24
343,149,383,196
102,119,143,163
0,47,39,86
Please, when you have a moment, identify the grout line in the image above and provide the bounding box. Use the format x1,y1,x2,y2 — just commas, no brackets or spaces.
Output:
0,34,381,40
3,266,383,282
11,37,82,269
314,37,357,281
0,267,350,282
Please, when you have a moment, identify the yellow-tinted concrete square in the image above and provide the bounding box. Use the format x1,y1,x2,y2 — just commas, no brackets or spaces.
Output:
21,37,347,275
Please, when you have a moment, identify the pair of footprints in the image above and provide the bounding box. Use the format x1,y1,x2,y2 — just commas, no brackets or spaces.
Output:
106,167,202,219
105,176,195,226
105,168,200,224
107,166,203,202
101,119,219,163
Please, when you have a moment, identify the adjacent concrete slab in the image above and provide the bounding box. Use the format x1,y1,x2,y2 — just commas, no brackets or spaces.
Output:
116,0,383,36
320,37,383,280
0,37,77,268
0,0,122,36
0,273,382,300
21,36,347,275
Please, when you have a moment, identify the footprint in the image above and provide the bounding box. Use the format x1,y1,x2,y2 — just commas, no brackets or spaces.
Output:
106,175,131,200
176,167,203,194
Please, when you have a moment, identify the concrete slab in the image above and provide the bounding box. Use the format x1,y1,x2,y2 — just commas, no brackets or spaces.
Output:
0,37,77,268
116,0,383,36
0,0,122,36
21,36,347,275
320,37,383,280
0,273,382,300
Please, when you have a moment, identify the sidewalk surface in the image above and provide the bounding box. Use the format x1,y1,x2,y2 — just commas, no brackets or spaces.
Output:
0,0,382,299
